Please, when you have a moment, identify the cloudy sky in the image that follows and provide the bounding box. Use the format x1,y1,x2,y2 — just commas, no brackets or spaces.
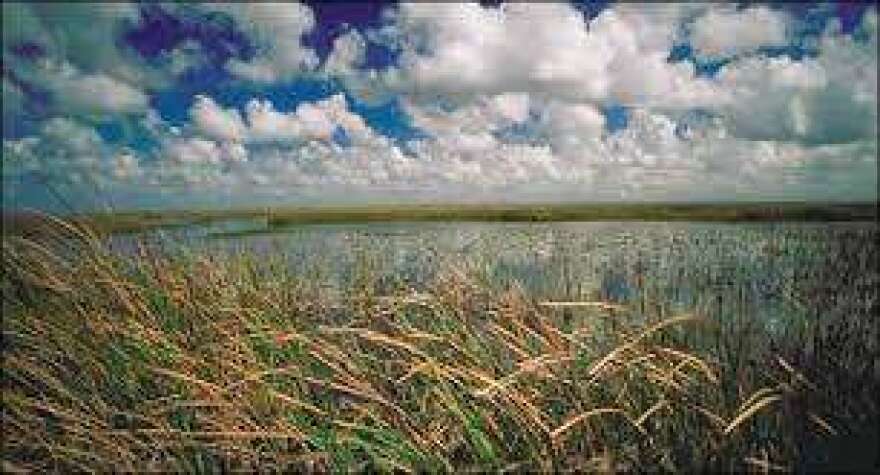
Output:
2,2,877,211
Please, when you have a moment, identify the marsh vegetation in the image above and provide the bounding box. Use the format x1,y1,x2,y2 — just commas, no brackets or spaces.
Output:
2,212,877,472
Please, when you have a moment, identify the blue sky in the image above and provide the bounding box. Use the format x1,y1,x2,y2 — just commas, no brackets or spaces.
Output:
2,2,877,211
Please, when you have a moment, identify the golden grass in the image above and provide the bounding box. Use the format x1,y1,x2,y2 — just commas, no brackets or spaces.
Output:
2,215,877,472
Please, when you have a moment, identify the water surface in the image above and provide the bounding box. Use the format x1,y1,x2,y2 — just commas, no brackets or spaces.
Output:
110,220,878,330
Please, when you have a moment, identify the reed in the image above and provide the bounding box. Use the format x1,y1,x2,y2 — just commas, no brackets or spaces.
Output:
1,215,876,472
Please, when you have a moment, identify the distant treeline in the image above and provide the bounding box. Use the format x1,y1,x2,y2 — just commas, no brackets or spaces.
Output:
3,202,877,235
259,202,878,226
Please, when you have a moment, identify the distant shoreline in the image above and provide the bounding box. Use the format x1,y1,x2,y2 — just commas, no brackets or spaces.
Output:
3,202,876,235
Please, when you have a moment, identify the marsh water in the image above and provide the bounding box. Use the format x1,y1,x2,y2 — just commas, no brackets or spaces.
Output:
110,220,878,330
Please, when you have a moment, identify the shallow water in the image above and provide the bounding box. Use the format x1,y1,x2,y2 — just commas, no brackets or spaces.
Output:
109,220,878,329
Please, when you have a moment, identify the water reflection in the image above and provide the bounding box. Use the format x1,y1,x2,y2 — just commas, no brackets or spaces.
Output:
107,220,877,331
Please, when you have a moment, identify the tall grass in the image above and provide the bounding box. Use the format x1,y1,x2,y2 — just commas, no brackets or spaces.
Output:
2,215,877,472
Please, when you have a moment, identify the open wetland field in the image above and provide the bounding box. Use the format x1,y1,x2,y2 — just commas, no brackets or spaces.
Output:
2,205,878,472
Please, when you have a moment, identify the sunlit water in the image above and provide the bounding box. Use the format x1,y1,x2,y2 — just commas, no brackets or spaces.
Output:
108,220,878,331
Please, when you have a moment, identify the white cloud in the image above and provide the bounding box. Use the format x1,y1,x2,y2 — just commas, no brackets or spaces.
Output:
204,2,318,83
50,69,149,117
490,93,531,123
817,9,877,108
189,96,248,142
242,94,371,144
1,3,174,121
391,2,611,101
163,137,223,166
542,102,605,140
111,150,141,180
2,2,176,90
166,40,211,77
384,2,719,110
7,56,149,118
690,5,789,58
607,52,730,109
0,117,145,190
295,100,341,142
244,99,306,143
7,101,875,203
715,10,877,145
40,118,104,157
324,29,367,76
3,2,876,205
6,3,143,77
220,141,249,164
186,94,372,148
403,92,531,138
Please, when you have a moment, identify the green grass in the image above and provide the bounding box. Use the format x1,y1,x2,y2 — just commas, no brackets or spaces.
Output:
258,202,878,225
1,214,877,472
5,202,877,236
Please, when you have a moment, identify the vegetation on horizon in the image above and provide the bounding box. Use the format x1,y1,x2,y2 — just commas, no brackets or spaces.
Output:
4,201,877,236
1,215,877,472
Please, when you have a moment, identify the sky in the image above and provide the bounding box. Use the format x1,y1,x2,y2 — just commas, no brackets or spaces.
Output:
2,1,877,212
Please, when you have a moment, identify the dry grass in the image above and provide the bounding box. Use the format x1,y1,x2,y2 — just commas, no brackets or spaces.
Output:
1,215,877,472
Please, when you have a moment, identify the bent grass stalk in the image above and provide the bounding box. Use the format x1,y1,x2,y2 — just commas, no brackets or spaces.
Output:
2,215,875,471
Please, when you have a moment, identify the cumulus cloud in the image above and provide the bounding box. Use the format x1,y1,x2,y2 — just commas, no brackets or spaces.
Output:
2,3,144,79
2,117,139,189
187,93,372,146
324,30,367,76
110,150,141,180
50,69,149,117
383,2,722,110
541,102,605,143
2,2,876,206
203,2,318,82
190,96,248,142
163,137,224,166
403,92,531,138
690,5,789,58
135,92,872,202
391,3,610,101
3,2,170,88
244,100,307,143
1,2,164,120
6,56,149,119
715,10,877,145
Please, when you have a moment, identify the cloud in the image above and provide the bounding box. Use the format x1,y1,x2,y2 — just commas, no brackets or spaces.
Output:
6,99,876,204
162,137,224,166
50,70,149,117
190,95,248,142
203,2,318,82
1,3,168,120
2,2,181,88
382,2,720,110
690,5,789,58
323,30,367,76
244,99,306,143
2,2,876,207
716,11,877,145
110,150,141,180
3,3,140,74
541,101,605,143
148,93,872,202
403,92,531,138
390,3,610,101
7,56,149,119
2,117,136,189
188,93,372,145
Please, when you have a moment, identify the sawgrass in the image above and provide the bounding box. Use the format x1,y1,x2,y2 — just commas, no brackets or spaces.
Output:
1,214,877,472
5,202,876,236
